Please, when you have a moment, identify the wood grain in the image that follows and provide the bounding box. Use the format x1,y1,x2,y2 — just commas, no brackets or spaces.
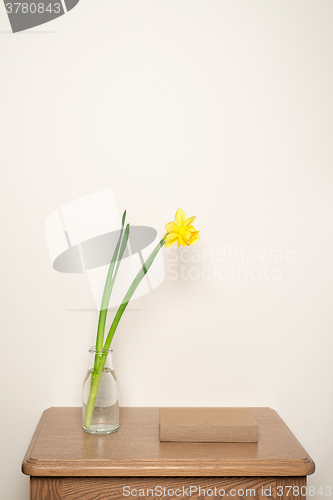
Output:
62,477,276,500
22,407,315,477
29,477,309,500
30,477,62,500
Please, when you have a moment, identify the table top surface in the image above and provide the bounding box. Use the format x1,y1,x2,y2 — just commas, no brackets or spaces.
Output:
22,407,315,477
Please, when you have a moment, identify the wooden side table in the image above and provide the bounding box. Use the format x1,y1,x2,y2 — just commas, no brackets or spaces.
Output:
22,407,315,500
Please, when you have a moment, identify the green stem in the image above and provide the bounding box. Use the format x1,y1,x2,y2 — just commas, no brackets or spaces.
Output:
104,237,166,350
83,352,107,430
85,214,129,430
84,235,166,430
95,211,127,353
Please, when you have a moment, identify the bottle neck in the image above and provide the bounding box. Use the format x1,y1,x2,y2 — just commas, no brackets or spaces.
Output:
88,347,113,371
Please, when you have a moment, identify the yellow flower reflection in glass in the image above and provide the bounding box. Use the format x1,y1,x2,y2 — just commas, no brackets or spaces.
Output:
165,209,200,249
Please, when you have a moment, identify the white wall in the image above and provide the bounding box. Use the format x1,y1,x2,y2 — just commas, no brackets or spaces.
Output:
0,1,332,498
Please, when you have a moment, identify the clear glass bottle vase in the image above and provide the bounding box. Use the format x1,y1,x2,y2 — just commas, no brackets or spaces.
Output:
82,347,119,434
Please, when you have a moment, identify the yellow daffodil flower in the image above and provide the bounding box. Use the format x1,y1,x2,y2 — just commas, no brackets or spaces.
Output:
164,208,200,248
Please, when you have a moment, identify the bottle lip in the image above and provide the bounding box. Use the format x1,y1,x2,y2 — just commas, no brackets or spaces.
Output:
89,346,113,354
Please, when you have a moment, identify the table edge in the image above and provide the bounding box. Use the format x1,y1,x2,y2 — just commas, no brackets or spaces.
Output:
22,458,315,477
21,407,316,478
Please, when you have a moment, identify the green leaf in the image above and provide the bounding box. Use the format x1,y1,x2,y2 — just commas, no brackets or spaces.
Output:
95,211,127,352
103,236,166,351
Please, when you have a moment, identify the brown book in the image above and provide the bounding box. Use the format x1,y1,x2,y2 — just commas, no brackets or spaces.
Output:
159,407,258,443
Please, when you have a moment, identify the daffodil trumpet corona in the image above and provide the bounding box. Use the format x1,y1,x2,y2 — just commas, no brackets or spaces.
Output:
84,209,200,429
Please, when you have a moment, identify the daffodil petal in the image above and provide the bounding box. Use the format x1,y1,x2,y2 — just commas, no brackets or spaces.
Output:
165,221,177,233
165,233,179,248
184,216,196,227
192,233,200,242
175,208,187,226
